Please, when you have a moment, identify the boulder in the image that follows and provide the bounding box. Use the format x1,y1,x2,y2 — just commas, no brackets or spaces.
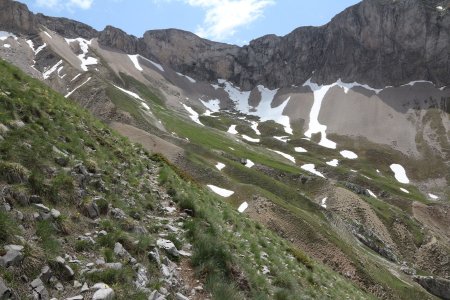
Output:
0,249,23,268
156,239,179,257
175,293,189,300
91,283,115,300
49,257,74,281
0,277,12,300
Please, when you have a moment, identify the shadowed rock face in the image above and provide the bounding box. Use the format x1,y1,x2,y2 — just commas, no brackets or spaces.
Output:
2,0,450,89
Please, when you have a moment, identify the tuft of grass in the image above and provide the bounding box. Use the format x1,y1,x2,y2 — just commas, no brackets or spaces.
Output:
0,211,19,243
85,266,135,285
36,220,61,257
0,161,29,184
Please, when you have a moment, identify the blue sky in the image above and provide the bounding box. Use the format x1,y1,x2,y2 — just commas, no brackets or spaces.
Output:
21,0,361,45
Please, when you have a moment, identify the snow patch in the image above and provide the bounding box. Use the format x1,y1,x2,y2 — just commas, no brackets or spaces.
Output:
336,79,382,94
326,159,339,167
182,104,203,126
128,54,143,71
207,185,234,197
227,125,238,134
269,149,295,163
215,162,226,171
301,164,325,178
294,147,308,153
201,99,220,112
250,121,261,135
303,79,337,149
65,38,98,71
274,136,290,143
340,150,358,159
400,188,410,194
428,193,439,200
43,60,63,79
3,44,10,48
242,135,260,143
321,197,327,208
390,164,410,184
238,202,248,213
176,72,196,83
43,31,52,39
26,40,47,55
140,55,164,72
65,77,91,98
113,84,144,101
218,80,292,135
367,190,377,198
0,31,17,41
245,159,255,168
141,102,150,110
71,74,81,82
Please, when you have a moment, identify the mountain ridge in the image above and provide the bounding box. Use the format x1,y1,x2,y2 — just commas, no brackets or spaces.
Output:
2,0,450,89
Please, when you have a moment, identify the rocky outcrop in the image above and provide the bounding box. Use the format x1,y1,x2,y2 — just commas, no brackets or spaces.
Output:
413,276,450,300
35,14,98,39
0,0,96,39
98,25,138,53
0,0,37,34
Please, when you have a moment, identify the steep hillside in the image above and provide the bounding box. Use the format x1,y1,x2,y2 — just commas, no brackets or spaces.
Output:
0,60,377,299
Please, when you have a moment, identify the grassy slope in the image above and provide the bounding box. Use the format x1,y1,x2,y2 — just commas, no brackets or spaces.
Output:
100,69,441,298
0,60,373,298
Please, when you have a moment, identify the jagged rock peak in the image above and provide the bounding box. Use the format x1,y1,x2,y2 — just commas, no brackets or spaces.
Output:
98,25,139,54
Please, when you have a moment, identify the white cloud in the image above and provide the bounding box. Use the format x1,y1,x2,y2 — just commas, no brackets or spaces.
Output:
36,0,94,10
68,0,94,9
156,0,274,41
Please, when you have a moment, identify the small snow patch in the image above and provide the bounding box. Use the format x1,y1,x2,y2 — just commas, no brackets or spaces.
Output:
321,197,327,208
3,44,10,48
340,150,358,159
128,54,143,71
390,164,410,184
182,104,203,126
27,40,46,55
0,31,17,41
176,72,196,83
428,193,439,200
242,135,260,143
367,190,377,198
65,77,91,98
400,188,410,194
245,159,255,168
43,60,63,79
227,125,238,135
238,202,248,213
113,85,144,101
269,149,295,163
65,38,97,71
250,121,261,135
215,162,226,171
43,31,52,39
274,136,290,143
201,99,220,112
326,159,339,167
294,147,307,153
140,56,164,72
207,185,234,197
301,164,325,178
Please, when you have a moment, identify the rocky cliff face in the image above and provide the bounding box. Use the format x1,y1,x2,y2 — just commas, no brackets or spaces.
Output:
1,0,450,88
105,0,450,89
